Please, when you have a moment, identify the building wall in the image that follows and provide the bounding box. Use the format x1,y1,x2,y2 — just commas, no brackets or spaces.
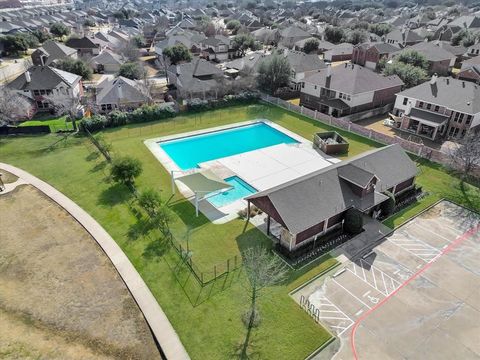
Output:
430,59,451,76
372,85,403,108
457,68,480,83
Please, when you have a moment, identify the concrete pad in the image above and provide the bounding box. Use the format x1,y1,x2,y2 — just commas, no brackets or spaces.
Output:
414,328,479,360
403,222,452,250
422,256,480,301
438,303,480,357
332,271,386,308
374,239,426,273
444,238,480,276
351,325,402,360
324,278,369,319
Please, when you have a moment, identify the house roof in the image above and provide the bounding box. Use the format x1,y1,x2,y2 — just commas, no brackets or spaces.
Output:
89,49,124,66
246,144,417,234
65,37,99,49
386,28,423,43
286,50,326,73
409,108,449,125
398,76,480,114
404,42,456,62
33,40,76,65
8,66,80,91
96,76,149,105
304,64,403,95
280,25,310,39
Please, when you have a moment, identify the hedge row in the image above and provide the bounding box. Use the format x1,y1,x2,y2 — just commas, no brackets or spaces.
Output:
79,104,177,132
186,92,260,112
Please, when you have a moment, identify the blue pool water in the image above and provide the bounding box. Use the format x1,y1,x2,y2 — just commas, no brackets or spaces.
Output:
208,176,257,207
159,122,298,170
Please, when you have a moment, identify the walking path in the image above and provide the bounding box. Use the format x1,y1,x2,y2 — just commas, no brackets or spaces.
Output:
0,163,190,360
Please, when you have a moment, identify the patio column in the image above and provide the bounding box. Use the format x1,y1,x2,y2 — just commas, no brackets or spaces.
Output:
267,215,271,235
247,200,251,220
432,126,438,140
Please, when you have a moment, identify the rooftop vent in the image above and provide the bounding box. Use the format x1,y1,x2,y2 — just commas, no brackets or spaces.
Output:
25,71,31,83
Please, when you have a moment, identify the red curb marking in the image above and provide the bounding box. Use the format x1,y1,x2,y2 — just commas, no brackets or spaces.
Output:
350,223,480,360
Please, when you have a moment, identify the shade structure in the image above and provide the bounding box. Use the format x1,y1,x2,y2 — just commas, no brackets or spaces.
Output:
174,170,233,216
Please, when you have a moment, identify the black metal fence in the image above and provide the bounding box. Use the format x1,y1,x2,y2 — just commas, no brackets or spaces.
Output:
0,125,50,135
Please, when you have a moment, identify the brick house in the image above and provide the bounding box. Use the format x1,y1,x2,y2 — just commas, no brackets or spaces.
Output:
299,63,403,117
392,75,480,140
246,144,417,252
352,42,400,70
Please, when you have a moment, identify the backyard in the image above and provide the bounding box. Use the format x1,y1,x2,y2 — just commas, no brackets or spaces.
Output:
1,102,479,359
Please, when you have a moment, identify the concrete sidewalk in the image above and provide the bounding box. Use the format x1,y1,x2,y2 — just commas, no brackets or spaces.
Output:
0,163,190,360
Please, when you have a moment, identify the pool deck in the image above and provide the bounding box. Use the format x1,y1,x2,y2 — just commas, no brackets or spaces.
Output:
145,120,340,224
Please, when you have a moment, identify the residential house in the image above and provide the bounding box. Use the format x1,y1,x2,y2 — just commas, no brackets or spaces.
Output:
65,36,101,57
88,49,125,73
167,57,224,100
30,40,76,67
397,42,457,75
466,43,480,58
385,28,423,48
8,65,82,114
200,35,234,62
95,76,150,112
458,55,480,83
323,43,353,62
352,42,400,70
286,50,326,90
300,63,403,117
246,144,417,252
279,25,311,48
392,75,480,140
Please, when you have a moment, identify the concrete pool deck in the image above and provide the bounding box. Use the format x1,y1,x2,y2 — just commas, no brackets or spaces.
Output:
145,120,340,223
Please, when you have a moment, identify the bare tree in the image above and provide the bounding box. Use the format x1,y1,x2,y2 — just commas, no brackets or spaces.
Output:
44,92,81,130
239,246,288,359
449,132,480,180
0,87,32,125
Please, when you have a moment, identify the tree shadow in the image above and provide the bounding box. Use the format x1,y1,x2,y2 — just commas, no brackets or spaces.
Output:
143,238,171,259
85,151,100,162
90,160,107,173
98,183,133,206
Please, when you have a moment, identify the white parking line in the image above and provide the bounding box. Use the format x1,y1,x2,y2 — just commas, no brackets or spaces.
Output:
332,278,372,309
346,259,401,296
413,222,455,244
305,292,354,337
387,234,441,263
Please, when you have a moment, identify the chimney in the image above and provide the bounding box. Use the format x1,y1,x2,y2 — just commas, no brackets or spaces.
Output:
25,71,31,83
446,78,449,85
326,63,332,88
326,63,332,78
462,81,465,88
430,73,438,85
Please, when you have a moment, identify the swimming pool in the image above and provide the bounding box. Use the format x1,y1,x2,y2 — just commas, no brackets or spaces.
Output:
159,122,298,170
207,176,257,207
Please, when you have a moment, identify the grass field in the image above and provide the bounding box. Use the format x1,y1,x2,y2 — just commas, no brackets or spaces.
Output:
19,115,74,132
1,102,479,359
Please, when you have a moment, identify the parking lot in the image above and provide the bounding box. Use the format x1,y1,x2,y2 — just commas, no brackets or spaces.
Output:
293,200,480,360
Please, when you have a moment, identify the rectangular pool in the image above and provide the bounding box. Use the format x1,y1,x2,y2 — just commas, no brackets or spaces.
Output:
207,176,257,207
159,122,298,170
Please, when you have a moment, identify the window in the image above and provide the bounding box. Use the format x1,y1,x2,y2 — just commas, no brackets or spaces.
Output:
434,105,439,112
419,101,424,108
302,82,305,88
458,113,464,124
426,103,432,110
403,97,408,105
466,115,472,125
461,129,466,137
314,85,317,90
33,90,40,96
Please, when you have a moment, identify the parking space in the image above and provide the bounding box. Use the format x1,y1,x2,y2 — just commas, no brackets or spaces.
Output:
293,200,480,360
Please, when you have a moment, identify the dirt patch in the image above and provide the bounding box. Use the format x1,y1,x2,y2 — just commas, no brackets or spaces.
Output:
0,169,18,184
0,185,161,360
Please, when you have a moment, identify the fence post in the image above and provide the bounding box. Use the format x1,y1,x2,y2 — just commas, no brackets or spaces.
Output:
214,265,217,279
314,109,317,119
300,106,303,115
369,129,372,139
348,123,351,131
227,258,230,272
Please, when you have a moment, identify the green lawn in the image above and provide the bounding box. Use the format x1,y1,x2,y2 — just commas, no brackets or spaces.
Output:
19,115,74,132
1,103,479,359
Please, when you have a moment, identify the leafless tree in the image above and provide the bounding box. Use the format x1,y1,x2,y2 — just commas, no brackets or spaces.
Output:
44,92,81,129
239,246,288,359
0,87,32,125
449,132,480,180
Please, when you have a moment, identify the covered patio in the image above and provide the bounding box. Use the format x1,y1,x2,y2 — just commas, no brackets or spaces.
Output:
400,108,449,140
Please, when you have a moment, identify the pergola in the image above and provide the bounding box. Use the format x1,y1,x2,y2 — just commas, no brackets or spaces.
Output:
173,170,233,216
